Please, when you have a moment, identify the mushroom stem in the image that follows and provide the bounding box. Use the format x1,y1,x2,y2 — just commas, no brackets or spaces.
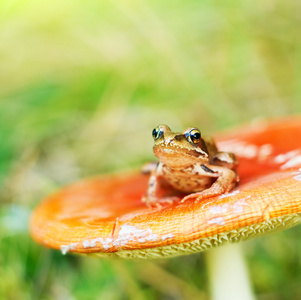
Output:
206,243,254,300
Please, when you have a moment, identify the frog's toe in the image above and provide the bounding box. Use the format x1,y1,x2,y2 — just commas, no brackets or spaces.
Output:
159,196,180,205
181,193,199,203
181,188,222,203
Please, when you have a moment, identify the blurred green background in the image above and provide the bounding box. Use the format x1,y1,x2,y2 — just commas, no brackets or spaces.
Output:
1,0,301,299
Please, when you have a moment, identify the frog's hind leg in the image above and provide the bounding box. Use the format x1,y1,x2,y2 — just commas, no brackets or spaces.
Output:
181,168,238,203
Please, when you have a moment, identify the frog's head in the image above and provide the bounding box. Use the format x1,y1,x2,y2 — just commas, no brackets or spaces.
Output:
152,124,209,167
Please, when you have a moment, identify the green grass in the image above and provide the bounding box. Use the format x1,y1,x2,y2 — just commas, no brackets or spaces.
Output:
1,0,301,299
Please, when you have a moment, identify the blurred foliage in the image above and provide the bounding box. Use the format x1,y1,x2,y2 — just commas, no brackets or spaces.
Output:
0,0,301,299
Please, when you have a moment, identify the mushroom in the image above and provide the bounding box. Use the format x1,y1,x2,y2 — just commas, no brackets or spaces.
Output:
30,117,301,300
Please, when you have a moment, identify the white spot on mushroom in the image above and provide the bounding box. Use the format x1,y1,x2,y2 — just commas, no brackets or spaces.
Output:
218,141,273,160
233,197,250,213
208,196,250,216
209,203,229,214
240,144,257,158
113,224,159,247
280,154,301,170
293,172,301,181
82,237,113,250
274,150,299,164
62,226,174,253
61,242,78,255
208,217,225,226
161,233,174,241
258,144,273,161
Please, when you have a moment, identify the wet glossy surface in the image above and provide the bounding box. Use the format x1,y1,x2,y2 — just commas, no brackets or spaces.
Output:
30,117,301,254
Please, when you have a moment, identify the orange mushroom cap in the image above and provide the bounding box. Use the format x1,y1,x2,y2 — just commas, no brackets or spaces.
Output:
30,117,301,258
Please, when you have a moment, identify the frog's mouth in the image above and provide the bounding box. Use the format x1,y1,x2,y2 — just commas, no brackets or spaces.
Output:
154,146,208,167
154,146,207,157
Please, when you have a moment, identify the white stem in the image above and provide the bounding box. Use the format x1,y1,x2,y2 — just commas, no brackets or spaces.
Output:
206,243,255,300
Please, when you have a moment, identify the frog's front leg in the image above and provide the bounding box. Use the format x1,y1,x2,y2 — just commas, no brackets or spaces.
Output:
181,166,238,203
142,171,159,206
142,164,179,208
141,162,162,207
141,161,158,174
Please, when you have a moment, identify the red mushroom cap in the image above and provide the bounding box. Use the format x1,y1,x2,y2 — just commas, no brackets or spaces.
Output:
30,117,301,258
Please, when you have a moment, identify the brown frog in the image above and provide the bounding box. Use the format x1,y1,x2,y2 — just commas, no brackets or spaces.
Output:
142,125,239,206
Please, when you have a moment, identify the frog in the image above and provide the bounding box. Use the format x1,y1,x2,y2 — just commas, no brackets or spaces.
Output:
142,124,239,207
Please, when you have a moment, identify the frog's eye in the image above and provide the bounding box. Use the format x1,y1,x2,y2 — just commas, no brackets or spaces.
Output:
152,124,171,141
152,126,162,141
186,128,201,144
152,125,171,141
